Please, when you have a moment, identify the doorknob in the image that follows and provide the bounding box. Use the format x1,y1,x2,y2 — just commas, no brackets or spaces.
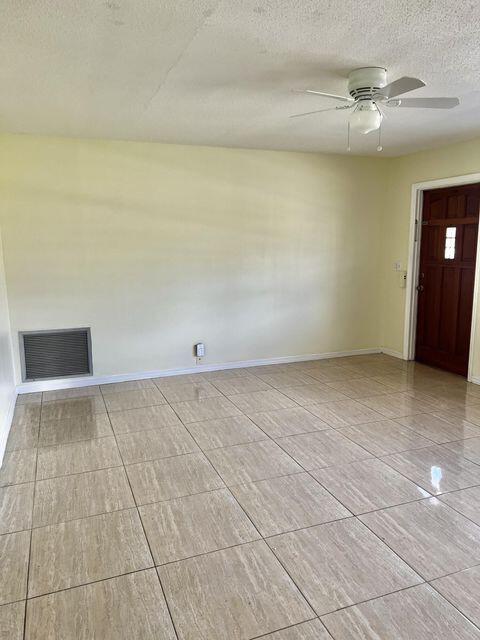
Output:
416,284,424,292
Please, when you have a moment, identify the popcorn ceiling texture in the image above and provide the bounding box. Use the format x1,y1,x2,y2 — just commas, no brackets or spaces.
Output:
1,0,480,156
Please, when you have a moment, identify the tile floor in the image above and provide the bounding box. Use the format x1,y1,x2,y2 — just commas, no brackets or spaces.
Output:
1,354,480,638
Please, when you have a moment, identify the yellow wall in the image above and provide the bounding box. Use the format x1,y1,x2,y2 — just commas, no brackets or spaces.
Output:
380,137,480,375
0,135,388,383
0,226,15,460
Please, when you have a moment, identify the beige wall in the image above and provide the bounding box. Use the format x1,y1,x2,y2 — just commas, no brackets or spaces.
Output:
0,225,15,461
380,137,480,375
0,134,388,383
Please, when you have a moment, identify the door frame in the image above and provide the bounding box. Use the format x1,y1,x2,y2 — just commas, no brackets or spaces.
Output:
404,172,480,381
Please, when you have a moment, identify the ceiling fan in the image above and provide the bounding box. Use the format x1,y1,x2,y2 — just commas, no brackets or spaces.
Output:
291,67,460,151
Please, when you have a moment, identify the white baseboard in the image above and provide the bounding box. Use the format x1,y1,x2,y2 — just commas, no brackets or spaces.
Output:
381,348,406,360
470,376,480,386
16,347,382,394
0,390,18,467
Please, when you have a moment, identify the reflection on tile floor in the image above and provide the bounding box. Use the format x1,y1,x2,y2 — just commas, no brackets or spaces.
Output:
2,354,480,638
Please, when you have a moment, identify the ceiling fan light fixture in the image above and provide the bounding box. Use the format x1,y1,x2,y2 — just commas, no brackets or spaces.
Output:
350,100,382,134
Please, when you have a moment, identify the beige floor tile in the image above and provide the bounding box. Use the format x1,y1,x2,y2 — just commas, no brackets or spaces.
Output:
0,601,25,640
419,386,480,413
200,368,252,380
248,407,329,438
100,379,156,394
153,373,210,388
268,518,421,616
371,372,415,392
11,404,41,429
41,397,106,423
0,483,34,534
206,440,302,485
33,467,134,527
171,396,241,423
160,381,222,403
312,458,430,515
37,436,122,480
212,375,272,395
0,530,30,604
307,399,384,428
16,392,42,405
6,421,39,452
28,508,153,597
243,364,291,376
103,388,166,412
126,452,224,504
231,473,350,536
276,430,371,471
38,413,113,446
305,366,364,383
431,565,480,628
140,488,259,564
109,404,182,434
396,412,480,444
321,584,480,640
7,405,40,451
360,498,480,580
255,371,320,388
381,445,480,495
158,540,313,640
338,419,432,456
185,415,267,450
116,425,198,464
228,390,297,413
445,436,480,464
348,364,403,378
25,569,176,640
257,619,331,639
280,384,347,406
359,392,438,418
0,449,37,487
42,386,101,402
439,486,480,526
326,377,392,399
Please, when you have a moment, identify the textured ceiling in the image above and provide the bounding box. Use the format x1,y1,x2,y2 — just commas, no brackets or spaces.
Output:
1,0,480,156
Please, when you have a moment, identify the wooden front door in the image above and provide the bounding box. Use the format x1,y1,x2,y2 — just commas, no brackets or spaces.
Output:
415,184,480,376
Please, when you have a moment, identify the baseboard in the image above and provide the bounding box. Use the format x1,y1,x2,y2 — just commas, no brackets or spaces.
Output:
470,376,480,386
16,347,382,394
0,390,18,467
381,348,406,360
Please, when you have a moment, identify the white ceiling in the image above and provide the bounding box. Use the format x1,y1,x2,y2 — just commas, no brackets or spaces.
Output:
2,0,480,156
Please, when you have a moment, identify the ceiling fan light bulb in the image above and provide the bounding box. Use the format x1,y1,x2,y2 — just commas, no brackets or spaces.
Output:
350,102,382,134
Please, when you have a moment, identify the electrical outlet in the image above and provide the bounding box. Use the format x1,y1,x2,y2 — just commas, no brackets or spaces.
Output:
394,261,402,271
194,343,205,358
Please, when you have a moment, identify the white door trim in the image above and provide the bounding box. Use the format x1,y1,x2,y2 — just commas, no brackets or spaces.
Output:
404,172,480,381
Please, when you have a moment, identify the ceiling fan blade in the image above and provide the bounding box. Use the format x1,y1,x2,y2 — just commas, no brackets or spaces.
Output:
380,76,425,99
385,97,460,109
289,104,353,118
294,89,353,103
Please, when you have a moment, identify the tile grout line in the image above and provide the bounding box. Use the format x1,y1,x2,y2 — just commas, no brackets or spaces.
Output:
427,577,480,633
22,394,42,639
100,384,181,640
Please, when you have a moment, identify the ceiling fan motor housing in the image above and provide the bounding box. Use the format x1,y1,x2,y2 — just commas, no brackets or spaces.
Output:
348,67,387,101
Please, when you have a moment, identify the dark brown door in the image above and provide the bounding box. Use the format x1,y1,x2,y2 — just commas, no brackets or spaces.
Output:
415,184,480,376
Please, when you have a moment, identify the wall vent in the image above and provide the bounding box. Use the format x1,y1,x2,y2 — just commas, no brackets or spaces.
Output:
20,328,92,381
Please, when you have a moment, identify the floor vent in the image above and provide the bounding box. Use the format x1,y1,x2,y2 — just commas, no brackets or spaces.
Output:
20,328,92,381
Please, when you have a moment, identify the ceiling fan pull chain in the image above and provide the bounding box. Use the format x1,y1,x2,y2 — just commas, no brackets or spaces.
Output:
377,122,383,152
347,121,351,152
